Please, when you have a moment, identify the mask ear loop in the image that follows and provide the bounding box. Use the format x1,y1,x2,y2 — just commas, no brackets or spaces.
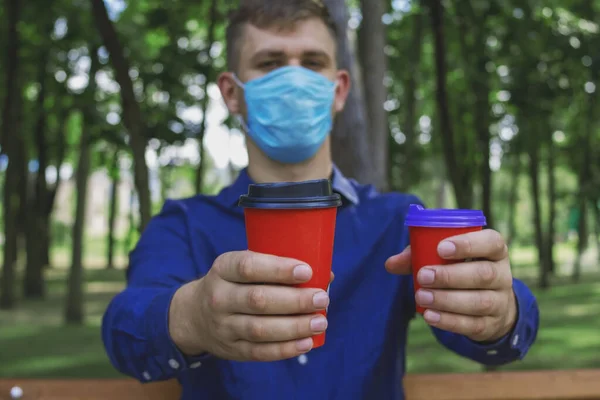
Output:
230,74,250,133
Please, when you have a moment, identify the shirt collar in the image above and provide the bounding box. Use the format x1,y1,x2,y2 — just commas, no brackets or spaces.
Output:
222,164,360,208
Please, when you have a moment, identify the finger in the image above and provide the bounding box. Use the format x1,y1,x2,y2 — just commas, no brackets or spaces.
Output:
229,284,329,315
215,251,312,284
330,271,335,283
422,309,498,342
236,337,314,362
415,289,505,317
438,230,508,261
226,314,327,343
385,246,412,275
416,260,512,290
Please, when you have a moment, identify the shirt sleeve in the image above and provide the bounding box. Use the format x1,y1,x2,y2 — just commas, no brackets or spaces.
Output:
101,199,213,383
431,278,540,366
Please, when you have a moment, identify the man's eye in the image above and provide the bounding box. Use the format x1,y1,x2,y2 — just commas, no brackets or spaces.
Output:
304,60,325,69
259,60,279,69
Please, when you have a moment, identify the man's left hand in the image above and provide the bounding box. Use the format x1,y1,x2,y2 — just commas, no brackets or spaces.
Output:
385,229,517,342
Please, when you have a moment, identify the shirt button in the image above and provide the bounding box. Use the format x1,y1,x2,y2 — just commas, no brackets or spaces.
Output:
168,359,180,369
512,334,520,347
142,371,151,380
190,361,202,369
298,355,308,365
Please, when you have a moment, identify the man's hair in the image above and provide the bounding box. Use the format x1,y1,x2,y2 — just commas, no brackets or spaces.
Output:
226,0,338,72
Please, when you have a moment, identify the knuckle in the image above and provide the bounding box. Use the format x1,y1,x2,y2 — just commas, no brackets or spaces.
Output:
436,267,451,287
239,252,255,280
208,291,222,310
273,257,288,280
477,292,495,315
444,315,459,332
248,319,266,341
472,318,487,338
492,230,505,248
299,291,312,311
478,262,497,286
247,287,267,312
249,346,267,362
279,343,296,360
296,318,308,337
212,254,227,276
462,237,474,257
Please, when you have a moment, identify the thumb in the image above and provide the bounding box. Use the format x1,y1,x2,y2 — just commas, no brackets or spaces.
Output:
385,246,412,275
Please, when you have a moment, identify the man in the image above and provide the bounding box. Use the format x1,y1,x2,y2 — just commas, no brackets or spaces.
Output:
102,1,539,399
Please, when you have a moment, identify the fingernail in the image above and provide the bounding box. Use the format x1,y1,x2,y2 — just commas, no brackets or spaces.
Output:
418,268,435,285
313,291,330,309
438,241,456,257
310,316,328,332
293,265,312,281
416,290,434,305
296,337,313,352
424,309,441,323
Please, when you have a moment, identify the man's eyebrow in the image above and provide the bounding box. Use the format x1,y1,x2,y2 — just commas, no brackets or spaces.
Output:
303,50,332,61
303,50,330,58
250,50,286,62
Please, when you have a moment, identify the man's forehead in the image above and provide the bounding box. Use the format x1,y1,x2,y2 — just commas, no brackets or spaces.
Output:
240,19,336,58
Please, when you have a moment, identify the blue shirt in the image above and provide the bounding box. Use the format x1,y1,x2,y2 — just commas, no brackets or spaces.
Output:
102,166,539,400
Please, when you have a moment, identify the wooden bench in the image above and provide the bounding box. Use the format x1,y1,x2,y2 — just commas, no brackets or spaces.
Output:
1,370,599,399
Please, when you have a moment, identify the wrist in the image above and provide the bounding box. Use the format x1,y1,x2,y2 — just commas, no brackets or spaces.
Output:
169,278,209,356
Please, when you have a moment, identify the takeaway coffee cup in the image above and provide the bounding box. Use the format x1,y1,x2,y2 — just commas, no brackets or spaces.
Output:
239,179,342,348
405,204,487,314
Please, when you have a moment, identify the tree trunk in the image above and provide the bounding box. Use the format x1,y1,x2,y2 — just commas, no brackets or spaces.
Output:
106,150,120,270
546,133,556,276
91,0,151,230
323,0,374,184
572,66,595,281
592,197,600,264
0,0,22,310
455,0,494,227
506,154,521,247
528,139,548,289
398,9,424,192
43,113,69,268
64,47,100,324
195,0,218,195
572,203,587,282
427,0,472,209
24,47,53,298
357,0,389,191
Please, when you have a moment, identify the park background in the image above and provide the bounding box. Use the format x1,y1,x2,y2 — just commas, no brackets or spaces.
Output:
0,0,599,380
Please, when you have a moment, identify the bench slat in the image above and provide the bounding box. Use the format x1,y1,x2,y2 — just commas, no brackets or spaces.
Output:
1,370,600,400
403,370,600,400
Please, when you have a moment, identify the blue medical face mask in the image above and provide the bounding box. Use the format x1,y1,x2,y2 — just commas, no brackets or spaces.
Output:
233,66,336,164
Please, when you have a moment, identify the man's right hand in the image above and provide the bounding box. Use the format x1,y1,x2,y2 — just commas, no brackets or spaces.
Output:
169,251,331,362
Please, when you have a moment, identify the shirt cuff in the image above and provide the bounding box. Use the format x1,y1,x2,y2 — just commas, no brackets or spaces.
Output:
464,278,539,365
143,287,212,380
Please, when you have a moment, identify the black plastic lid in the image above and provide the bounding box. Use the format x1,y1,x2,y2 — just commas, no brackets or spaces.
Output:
238,179,342,209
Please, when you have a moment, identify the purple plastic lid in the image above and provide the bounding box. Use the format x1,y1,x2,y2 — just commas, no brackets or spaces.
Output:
405,204,487,228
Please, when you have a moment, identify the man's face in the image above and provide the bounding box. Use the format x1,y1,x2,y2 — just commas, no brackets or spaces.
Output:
219,17,350,119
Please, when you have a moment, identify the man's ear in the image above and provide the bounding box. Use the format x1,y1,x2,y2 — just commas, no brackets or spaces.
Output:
333,69,351,113
218,72,242,114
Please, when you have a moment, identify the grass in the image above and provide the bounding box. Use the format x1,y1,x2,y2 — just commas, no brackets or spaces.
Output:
0,242,598,378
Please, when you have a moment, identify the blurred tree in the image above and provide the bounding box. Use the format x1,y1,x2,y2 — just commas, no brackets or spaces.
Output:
323,0,374,184
358,0,389,191
65,44,101,324
0,0,23,309
91,0,152,230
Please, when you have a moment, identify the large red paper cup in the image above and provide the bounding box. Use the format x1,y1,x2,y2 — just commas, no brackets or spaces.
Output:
239,179,342,348
405,205,486,314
